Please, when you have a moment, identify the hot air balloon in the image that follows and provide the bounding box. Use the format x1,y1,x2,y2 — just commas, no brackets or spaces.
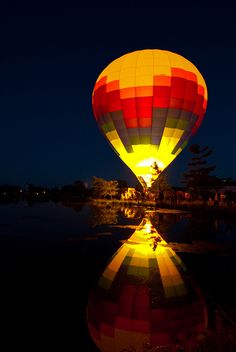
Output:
92,49,208,188
87,215,208,351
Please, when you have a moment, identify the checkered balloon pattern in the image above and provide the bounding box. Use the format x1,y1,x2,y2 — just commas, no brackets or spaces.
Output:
92,50,207,187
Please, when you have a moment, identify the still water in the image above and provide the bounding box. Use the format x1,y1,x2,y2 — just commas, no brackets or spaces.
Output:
1,201,236,351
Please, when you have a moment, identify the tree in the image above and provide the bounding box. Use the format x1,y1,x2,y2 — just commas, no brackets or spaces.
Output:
138,161,162,190
116,179,128,198
150,172,171,201
73,180,88,199
92,176,118,199
183,144,220,201
58,180,89,201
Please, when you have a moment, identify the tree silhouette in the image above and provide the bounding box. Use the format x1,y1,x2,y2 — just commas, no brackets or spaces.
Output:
92,176,118,199
183,144,220,201
150,172,171,198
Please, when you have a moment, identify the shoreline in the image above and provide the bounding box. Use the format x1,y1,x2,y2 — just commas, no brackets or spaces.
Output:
1,197,236,216
88,198,236,214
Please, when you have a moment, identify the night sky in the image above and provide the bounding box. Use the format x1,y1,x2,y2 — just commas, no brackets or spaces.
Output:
1,0,235,187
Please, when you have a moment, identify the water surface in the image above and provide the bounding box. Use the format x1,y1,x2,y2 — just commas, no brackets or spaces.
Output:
1,201,236,351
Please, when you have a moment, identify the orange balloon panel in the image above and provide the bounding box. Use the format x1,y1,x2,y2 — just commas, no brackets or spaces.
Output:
92,50,208,187
87,217,207,351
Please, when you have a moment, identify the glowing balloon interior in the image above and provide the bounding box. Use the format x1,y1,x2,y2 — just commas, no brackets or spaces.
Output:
87,216,207,351
92,49,208,188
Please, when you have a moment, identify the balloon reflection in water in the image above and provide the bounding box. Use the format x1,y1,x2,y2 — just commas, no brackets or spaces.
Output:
87,214,207,352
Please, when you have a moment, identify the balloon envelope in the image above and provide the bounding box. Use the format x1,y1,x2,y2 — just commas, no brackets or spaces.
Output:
92,49,208,188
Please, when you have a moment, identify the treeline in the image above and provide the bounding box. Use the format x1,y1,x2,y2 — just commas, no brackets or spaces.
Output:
182,144,236,204
0,178,129,203
1,144,236,205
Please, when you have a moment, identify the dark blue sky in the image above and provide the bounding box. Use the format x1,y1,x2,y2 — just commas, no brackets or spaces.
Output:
0,1,235,187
